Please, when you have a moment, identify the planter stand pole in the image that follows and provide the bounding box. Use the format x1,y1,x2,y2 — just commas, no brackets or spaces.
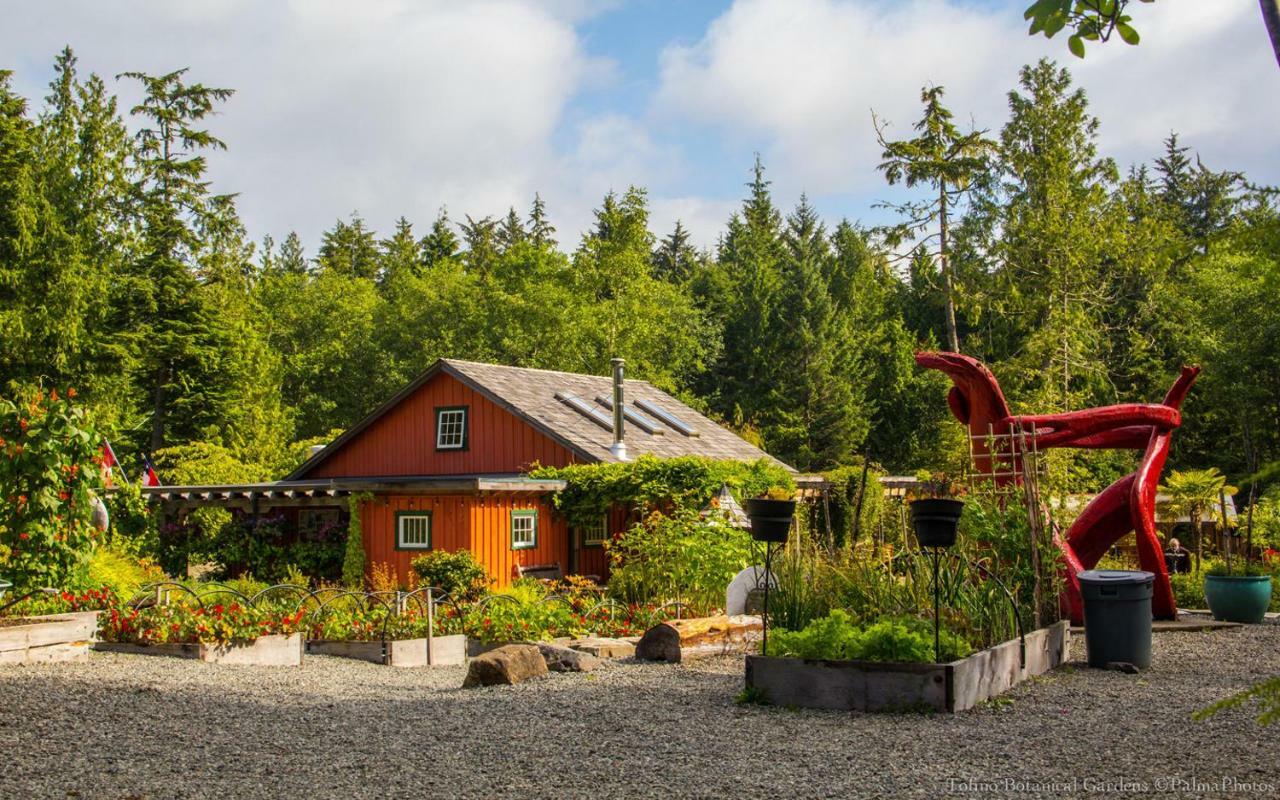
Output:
762,543,773,655
930,547,941,663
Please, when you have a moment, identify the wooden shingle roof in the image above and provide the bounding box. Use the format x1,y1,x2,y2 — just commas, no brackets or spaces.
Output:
288,358,792,480
443,359,791,469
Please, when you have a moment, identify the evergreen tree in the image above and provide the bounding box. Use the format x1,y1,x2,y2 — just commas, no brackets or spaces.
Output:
117,67,234,452
461,214,499,278
652,220,700,283
420,207,459,267
317,213,379,280
378,216,419,284
496,206,525,252
875,85,995,352
527,192,556,249
278,231,308,275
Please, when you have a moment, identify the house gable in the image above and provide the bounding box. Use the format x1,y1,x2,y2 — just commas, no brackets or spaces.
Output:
298,370,582,479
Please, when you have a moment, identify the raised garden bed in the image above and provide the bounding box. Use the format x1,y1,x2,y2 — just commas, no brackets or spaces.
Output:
744,620,1069,713
309,634,467,667
96,632,304,666
0,611,99,665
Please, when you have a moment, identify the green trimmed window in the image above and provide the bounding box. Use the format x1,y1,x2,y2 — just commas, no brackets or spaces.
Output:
511,509,538,550
396,511,432,550
579,515,608,546
435,406,468,450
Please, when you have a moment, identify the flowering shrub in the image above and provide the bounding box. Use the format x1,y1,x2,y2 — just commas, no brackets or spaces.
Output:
0,586,116,618
99,601,306,645
0,388,105,592
310,604,464,641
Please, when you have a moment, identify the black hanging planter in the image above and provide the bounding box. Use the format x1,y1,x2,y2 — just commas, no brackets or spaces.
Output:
744,498,796,543
910,498,964,549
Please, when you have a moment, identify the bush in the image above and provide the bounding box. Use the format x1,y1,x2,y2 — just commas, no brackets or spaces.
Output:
0,387,105,592
766,610,972,663
606,508,752,613
410,549,490,602
80,544,165,600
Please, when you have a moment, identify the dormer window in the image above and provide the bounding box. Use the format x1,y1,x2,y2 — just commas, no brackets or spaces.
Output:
435,406,468,450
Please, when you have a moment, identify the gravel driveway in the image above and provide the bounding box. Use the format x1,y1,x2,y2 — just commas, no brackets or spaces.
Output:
3,624,1279,799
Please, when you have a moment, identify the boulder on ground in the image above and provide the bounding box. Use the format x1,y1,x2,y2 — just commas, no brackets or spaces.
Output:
567,637,636,659
537,642,601,672
462,644,548,687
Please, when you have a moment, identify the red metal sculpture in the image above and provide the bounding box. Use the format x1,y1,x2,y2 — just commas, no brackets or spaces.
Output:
916,351,1199,622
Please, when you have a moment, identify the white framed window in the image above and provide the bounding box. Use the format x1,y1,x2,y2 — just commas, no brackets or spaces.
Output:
435,406,468,450
579,515,608,546
511,510,538,550
396,512,432,550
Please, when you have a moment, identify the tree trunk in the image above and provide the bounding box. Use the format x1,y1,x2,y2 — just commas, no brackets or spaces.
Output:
635,615,762,663
850,460,870,545
939,183,960,352
150,365,167,453
1261,0,1280,69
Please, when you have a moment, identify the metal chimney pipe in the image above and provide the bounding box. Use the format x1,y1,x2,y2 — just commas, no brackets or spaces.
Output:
610,358,628,461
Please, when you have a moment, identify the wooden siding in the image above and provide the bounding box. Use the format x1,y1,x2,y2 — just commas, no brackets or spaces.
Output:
309,372,579,478
360,493,569,590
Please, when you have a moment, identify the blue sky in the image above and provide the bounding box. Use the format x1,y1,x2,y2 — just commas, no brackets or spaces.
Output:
4,1,1278,251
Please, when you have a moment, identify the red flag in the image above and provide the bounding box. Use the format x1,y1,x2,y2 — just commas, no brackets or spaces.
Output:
101,439,129,487
140,455,161,487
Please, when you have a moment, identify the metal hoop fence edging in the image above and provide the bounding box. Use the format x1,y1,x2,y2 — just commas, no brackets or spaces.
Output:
0,586,58,615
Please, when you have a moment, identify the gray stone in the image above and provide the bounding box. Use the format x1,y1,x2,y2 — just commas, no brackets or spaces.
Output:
1105,661,1141,674
462,644,548,687
567,637,636,659
537,642,601,672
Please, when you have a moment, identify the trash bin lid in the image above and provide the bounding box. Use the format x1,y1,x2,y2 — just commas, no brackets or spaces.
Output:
1077,569,1153,585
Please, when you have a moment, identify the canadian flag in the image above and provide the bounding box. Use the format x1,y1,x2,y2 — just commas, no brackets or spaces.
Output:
140,455,161,487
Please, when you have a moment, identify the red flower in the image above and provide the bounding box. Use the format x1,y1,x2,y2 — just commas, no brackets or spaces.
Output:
18,532,28,540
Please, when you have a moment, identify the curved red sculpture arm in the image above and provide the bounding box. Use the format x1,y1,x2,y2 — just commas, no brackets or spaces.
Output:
1015,404,1181,449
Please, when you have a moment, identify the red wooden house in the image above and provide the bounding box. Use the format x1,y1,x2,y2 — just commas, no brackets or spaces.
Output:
146,358,792,588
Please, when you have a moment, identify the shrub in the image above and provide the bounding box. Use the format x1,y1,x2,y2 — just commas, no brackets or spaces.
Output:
606,507,752,613
0,388,105,592
766,610,972,663
410,549,490,602
99,600,305,645
80,544,165,600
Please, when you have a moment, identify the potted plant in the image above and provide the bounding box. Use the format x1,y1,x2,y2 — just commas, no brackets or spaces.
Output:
1200,472,1273,624
744,486,796,543
908,472,966,548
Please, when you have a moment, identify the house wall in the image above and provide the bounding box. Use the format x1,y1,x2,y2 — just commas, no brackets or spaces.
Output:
309,372,580,478
359,493,570,590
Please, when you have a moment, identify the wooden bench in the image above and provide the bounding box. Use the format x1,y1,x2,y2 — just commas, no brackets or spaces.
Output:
513,563,563,581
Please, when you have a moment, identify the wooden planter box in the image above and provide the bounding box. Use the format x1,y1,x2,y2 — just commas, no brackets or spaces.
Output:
745,620,1070,713
308,634,467,667
96,632,304,666
0,611,99,665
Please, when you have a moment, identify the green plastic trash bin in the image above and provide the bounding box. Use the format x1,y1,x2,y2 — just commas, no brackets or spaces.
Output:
1078,570,1153,669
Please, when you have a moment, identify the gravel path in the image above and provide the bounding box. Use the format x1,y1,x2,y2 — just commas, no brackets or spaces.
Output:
3,625,1279,799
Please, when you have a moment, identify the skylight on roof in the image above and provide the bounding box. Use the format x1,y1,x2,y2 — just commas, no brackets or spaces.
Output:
634,398,699,437
594,396,665,435
556,392,614,431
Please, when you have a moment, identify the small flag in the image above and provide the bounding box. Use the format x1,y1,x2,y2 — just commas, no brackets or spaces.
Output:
140,454,161,487
101,439,129,487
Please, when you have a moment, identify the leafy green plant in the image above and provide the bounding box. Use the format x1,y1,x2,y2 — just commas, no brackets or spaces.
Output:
530,455,793,529
735,686,771,706
0,387,105,593
1194,676,1280,726
342,493,371,588
606,507,752,613
410,549,490,602
766,610,972,663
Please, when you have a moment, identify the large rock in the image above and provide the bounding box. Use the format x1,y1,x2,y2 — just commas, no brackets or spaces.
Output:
537,642,601,672
567,637,636,659
635,615,763,663
462,644,548,687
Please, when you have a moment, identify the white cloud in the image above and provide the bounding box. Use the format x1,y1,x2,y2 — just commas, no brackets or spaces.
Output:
654,0,1280,204
3,0,602,248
